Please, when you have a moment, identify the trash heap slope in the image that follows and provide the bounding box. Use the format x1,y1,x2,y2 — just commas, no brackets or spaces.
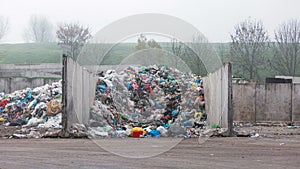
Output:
89,65,207,138
0,81,62,138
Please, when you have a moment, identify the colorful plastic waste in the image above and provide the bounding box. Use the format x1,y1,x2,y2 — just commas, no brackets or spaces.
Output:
149,129,161,137
88,65,207,138
1,64,209,139
0,80,62,138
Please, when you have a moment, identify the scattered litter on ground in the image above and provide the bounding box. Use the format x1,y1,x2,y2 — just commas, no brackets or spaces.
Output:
233,122,300,138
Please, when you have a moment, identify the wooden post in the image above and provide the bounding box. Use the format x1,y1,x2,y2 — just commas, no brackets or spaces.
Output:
61,54,69,137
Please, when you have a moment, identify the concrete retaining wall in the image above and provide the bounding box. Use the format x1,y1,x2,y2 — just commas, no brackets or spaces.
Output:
232,83,256,122
265,84,291,121
0,77,60,93
0,63,136,93
292,84,300,122
0,63,62,93
0,63,61,78
233,83,300,123
203,63,232,133
62,55,97,134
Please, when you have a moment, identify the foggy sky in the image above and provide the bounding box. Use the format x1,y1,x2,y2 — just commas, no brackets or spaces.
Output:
0,0,299,43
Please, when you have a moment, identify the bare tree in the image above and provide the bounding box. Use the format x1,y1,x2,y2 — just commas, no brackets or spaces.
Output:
171,38,183,68
23,15,54,43
271,19,300,76
188,35,218,75
0,16,9,41
56,23,92,59
230,19,269,80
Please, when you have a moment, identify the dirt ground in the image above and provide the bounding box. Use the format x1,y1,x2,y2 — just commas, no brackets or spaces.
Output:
0,133,299,169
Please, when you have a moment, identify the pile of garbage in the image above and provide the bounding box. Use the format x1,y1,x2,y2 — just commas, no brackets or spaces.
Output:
88,65,207,138
0,65,213,139
0,81,63,138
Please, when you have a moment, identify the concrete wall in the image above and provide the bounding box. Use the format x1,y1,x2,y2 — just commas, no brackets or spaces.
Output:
264,84,291,121
0,77,60,93
0,63,61,78
0,63,62,93
292,84,300,122
203,63,232,133
255,84,266,122
233,83,300,123
232,83,256,122
0,63,133,94
62,56,97,134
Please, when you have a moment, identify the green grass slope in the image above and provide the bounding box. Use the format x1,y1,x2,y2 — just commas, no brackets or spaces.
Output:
1,42,297,82
0,43,62,64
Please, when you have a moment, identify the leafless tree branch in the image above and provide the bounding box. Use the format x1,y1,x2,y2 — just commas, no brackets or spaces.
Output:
0,16,9,41
23,15,54,43
56,23,92,59
271,19,300,76
230,19,269,79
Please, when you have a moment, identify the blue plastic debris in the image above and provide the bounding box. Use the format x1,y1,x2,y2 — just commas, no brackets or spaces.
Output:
149,129,161,137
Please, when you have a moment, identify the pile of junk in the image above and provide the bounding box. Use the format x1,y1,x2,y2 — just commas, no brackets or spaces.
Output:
1,65,228,139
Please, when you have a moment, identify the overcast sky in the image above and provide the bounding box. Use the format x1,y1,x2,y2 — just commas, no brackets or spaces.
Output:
0,0,300,43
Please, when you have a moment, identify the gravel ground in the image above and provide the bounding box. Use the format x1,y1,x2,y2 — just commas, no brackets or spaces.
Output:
0,133,299,169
